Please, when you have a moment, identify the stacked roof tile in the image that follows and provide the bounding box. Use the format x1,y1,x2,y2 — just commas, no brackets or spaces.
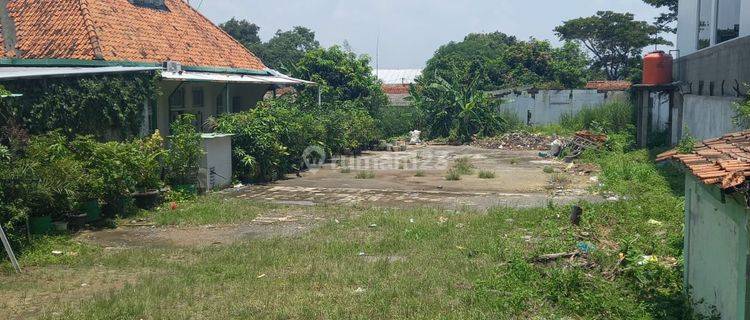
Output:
2,0,266,70
585,81,632,91
656,131,750,189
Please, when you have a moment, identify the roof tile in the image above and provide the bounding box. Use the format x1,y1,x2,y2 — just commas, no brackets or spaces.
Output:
657,130,750,189
4,0,265,70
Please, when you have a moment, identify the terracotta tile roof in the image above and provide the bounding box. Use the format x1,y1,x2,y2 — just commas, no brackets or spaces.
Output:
585,81,632,91
0,24,4,57
3,0,266,70
656,131,750,189
382,84,410,95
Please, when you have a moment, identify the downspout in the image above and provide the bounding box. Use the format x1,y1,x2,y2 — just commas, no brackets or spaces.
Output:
225,83,230,113
0,0,19,57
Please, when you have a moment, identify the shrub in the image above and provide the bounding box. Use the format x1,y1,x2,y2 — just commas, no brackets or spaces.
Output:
321,103,380,155
377,106,425,139
445,169,462,181
166,115,203,185
478,170,496,179
560,101,634,134
355,171,376,179
452,157,475,175
414,170,426,177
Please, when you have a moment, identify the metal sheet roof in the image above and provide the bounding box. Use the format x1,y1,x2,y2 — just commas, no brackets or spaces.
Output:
160,70,316,86
374,69,422,85
0,66,161,80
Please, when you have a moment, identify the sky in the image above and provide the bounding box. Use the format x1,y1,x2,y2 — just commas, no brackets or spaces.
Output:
194,0,674,69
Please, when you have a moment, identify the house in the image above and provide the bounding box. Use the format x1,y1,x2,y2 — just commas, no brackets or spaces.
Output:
0,0,312,137
374,69,421,107
0,0,312,190
657,131,750,319
672,0,750,140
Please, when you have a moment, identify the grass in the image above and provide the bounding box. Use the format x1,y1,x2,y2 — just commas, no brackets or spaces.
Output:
445,169,462,181
355,171,376,179
547,173,572,189
414,170,426,177
478,170,496,179
0,134,696,319
136,195,272,226
543,166,554,174
452,157,475,175
340,167,352,174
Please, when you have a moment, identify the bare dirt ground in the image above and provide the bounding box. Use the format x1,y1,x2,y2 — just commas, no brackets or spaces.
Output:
229,145,601,211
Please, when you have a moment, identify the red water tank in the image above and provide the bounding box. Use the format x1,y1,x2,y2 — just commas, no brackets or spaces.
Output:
642,51,673,85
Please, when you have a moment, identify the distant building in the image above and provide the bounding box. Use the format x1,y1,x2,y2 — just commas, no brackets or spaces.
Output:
670,0,750,140
374,69,422,107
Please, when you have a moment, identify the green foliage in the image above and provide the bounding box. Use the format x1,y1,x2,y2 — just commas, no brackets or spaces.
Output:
643,0,679,33
677,132,697,154
411,76,508,143
559,101,635,134
731,97,750,129
444,169,462,181
377,106,425,139
414,170,426,177
216,99,327,182
555,11,671,81
422,32,590,90
257,27,320,71
166,115,203,185
321,103,380,155
478,170,496,179
452,157,475,175
354,171,376,179
1,73,159,139
219,18,261,47
292,46,388,115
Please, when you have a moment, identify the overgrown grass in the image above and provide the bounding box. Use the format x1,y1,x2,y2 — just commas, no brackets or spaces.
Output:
137,195,272,226
0,133,697,319
478,170,496,179
559,101,635,134
355,171,376,179
414,170,426,177
445,169,462,181
452,157,475,175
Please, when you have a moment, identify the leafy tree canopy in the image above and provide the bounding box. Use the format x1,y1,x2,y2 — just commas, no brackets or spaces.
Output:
643,0,678,33
555,11,671,81
257,27,321,71
291,46,387,115
421,32,589,91
219,18,261,46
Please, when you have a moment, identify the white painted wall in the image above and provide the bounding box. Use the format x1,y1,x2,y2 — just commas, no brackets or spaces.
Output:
499,90,628,126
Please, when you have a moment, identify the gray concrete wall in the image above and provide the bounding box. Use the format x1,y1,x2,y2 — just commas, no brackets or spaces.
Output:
681,94,740,139
674,35,750,98
684,174,750,319
499,89,628,125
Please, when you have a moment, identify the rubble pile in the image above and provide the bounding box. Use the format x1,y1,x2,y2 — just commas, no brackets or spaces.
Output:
472,132,555,151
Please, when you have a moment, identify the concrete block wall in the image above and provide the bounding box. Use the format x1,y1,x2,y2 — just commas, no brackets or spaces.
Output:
684,174,750,319
681,94,741,140
499,89,628,126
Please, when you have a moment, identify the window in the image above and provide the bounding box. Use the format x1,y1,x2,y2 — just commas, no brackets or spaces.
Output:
697,0,713,50
192,88,204,108
169,87,184,109
216,93,225,116
232,96,242,113
716,0,740,44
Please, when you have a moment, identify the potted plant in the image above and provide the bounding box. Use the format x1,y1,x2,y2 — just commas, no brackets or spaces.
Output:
166,115,203,196
132,131,166,209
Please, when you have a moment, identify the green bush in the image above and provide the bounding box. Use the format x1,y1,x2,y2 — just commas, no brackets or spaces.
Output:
321,103,380,155
165,115,203,186
560,101,635,134
377,106,424,139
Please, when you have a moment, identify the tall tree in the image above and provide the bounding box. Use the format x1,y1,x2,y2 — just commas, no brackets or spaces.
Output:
219,18,261,47
643,0,679,33
555,11,670,81
260,27,320,71
422,32,589,90
292,46,387,115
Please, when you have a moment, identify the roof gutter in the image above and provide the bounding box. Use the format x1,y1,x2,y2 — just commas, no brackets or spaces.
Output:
0,58,270,76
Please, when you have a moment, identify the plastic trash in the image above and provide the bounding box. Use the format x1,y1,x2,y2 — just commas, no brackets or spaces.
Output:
576,241,596,254
410,130,422,144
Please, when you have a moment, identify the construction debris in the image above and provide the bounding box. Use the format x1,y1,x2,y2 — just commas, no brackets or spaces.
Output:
562,131,608,161
472,132,555,151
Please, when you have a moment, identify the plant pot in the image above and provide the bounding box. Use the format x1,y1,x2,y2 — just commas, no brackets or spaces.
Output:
82,200,102,223
29,215,53,235
66,213,88,230
173,184,197,195
53,221,68,232
133,190,162,210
